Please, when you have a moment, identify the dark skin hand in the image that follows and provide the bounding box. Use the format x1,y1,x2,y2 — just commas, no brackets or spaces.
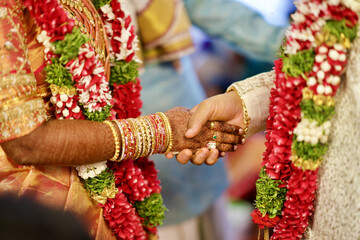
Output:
1,107,243,166
167,91,245,165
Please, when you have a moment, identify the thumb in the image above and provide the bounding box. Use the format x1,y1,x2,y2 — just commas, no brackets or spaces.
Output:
185,101,214,138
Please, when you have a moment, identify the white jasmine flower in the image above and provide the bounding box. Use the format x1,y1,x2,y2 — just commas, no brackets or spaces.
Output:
291,12,306,23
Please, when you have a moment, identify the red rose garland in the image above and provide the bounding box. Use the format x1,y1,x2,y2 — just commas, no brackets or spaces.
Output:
252,0,359,239
25,0,165,239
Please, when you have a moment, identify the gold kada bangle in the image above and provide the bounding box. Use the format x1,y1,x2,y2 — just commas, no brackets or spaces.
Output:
104,120,121,161
156,112,173,154
226,86,251,137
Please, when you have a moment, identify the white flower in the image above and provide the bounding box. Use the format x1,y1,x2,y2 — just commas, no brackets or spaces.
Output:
328,49,339,61
320,61,331,72
60,94,68,102
72,106,81,113
315,54,326,63
328,0,341,5
318,46,328,54
291,12,306,23
324,85,333,95
56,101,63,108
62,108,69,117
317,84,325,94
335,65,342,72
316,70,325,81
36,30,49,43
338,53,346,62
307,76,317,86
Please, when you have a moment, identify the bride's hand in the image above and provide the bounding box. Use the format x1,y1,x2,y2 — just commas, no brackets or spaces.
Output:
164,107,244,165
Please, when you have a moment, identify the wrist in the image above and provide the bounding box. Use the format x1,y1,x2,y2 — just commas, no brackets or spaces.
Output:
226,87,251,138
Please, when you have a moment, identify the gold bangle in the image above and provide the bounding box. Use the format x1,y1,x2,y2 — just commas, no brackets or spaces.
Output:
114,120,126,161
104,120,120,161
143,116,156,156
156,112,173,154
139,117,151,157
227,86,251,137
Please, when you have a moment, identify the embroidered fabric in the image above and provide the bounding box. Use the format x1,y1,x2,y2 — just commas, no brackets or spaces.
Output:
227,71,275,137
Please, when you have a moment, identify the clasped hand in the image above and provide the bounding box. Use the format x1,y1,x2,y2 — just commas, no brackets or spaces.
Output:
164,106,244,165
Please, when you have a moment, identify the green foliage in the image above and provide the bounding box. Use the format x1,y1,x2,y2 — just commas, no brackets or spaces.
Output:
53,28,88,64
110,60,139,85
282,49,315,77
84,169,114,196
134,193,167,228
91,0,112,9
255,168,287,218
292,136,328,161
45,58,74,87
300,99,335,125
323,19,358,42
82,105,112,122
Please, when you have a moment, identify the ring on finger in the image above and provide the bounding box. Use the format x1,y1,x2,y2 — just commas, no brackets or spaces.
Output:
206,141,217,150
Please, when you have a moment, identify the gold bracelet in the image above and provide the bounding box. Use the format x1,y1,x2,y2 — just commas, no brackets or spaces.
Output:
227,86,251,137
139,117,151,157
114,120,126,161
156,112,173,154
104,120,120,161
142,116,156,156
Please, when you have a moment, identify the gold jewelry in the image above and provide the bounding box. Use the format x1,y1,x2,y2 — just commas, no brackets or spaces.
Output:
114,120,126,161
143,116,156,156
210,121,215,130
156,112,173,154
226,87,251,137
139,117,152,157
104,120,120,161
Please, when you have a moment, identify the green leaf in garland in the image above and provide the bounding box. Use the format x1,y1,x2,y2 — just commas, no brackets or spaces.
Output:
110,60,139,85
300,99,335,125
292,136,328,161
254,168,287,218
323,19,358,42
91,0,112,9
134,193,167,228
53,27,88,64
282,49,315,77
44,58,74,87
82,105,112,122
83,169,115,196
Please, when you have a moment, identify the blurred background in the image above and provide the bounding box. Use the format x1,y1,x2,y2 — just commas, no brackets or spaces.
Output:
190,1,295,239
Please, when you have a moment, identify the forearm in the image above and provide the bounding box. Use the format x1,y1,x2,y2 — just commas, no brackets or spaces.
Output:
1,119,114,166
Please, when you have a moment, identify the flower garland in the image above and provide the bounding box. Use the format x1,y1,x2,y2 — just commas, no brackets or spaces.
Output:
251,0,360,239
24,0,166,239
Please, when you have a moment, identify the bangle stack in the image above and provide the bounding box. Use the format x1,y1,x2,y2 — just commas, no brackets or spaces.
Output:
105,112,173,162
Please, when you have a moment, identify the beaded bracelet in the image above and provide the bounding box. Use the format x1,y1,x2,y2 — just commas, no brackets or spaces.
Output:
104,120,120,161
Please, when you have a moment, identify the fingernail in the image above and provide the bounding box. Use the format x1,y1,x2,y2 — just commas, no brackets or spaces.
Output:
241,138,246,144
221,152,225,157
185,129,193,136
234,145,238,151
239,128,244,134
